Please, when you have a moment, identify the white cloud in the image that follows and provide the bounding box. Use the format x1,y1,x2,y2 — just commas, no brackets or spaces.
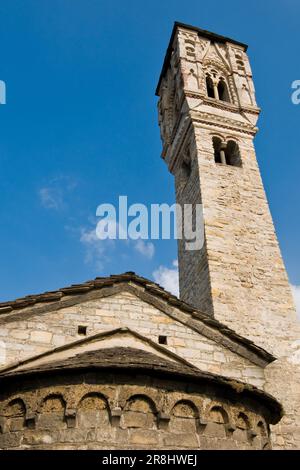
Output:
153,260,179,297
39,175,78,211
79,222,155,272
80,227,114,271
134,240,155,259
39,187,64,210
291,285,300,319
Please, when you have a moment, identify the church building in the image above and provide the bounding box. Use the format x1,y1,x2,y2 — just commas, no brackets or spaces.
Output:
0,22,299,450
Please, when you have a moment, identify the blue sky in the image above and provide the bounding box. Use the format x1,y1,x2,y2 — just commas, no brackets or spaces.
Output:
0,0,299,309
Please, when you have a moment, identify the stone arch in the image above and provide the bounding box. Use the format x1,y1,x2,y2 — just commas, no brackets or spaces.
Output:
212,136,223,163
257,420,267,436
218,78,230,102
169,399,199,434
77,392,111,429
38,394,66,429
236,412,250,430
122,394,158,429
225,134,240,144
211,131,225,140
225,140,242,167
232,411,251,446
212,137,241,167
203,61,234,103
3,398,26,432
206,74,214,98
204,59,229,78
204,404,229,439
257,420,271,449
208,405,229,424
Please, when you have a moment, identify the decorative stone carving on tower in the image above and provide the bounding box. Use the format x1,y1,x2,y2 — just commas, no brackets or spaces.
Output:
156,22,300,449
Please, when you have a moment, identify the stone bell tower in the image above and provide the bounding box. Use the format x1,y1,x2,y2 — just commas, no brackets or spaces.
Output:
156,22,300,448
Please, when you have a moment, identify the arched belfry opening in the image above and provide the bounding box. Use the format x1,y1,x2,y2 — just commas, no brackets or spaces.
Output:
205,72,231,103
212,138,241,167
206,75,215,98
212,137,223,164
225,140,242,166
218,79,230,102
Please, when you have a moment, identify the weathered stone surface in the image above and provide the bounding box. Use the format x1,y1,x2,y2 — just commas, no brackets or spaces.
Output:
0,21,299,450
0,370,276,450
156,22,300,449
0,291,269,387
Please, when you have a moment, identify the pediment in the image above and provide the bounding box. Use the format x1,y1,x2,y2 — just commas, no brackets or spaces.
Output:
0,273,275,372
0,327,197,376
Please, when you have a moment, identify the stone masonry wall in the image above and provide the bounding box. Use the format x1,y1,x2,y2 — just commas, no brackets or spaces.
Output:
175,132,213,315
192,123,300,449
156,24,300,449
192,125,298,355
0,372,272,450
0,291,265,387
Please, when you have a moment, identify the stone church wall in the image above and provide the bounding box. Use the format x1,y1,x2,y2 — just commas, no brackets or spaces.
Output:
0,371,272,450
0,291,265,387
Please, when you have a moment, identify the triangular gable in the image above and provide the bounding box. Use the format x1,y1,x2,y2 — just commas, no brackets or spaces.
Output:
0,327,198,375
202,42,230,71
0,273,275,368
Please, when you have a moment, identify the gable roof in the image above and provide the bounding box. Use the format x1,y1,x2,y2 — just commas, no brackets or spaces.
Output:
1,346,197,378
0,327,198,375
0,272,275,367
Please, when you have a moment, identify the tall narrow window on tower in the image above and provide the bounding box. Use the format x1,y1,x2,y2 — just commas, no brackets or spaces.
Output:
206,75,215,98
212,137,223,164
225,140,242,166
218,79,230,102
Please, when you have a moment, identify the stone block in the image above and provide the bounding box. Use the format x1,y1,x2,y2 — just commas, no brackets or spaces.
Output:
30,331,53,343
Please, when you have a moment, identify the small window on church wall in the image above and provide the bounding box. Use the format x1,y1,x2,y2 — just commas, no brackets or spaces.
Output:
206,75,214,98
78,325,87,335
218,79,230,103
159,335,167,345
